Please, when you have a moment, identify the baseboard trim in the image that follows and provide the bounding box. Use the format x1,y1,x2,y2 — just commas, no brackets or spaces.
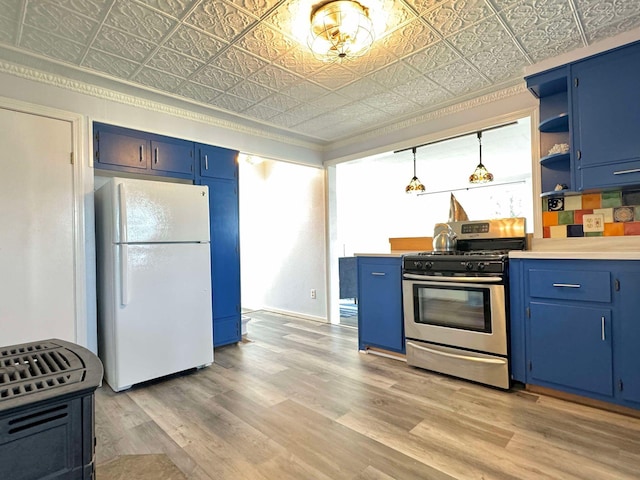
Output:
526,384,640,419
257,307,327,324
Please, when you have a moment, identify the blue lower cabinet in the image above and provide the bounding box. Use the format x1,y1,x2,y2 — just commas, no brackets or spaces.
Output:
515,258,640,410
357,257,404,354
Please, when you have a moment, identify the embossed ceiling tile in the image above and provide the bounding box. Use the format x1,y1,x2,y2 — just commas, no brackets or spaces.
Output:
228,80,275,103
467,41,526,72
374,93,421,116
83,49,139,78
232,0,285,18
281,81,330,101
249,64,302,91
403,41,459,71
24,1,98,44
362,89,414,109
236,23,297,62
164,25,226,62
175,81,222,103
105,0,176,41
337,78,387,100
423,0,493,37
0,0,24,20
242,103,281,121
269,111,304,128
427,58,490,94
257,92,300,111
308,92,352,111
379,19,439,59
135,0,199,18
20,26,84,63
186,0,258,42
584,12,640,44
209,93,255,112
285,101,325,120
468,52,528,82
367,60,421,89
308,64,359,90
147,48,203,77
133,67,183,91
403,0,449,15
93,26,157,61
191,65,244,91
500,0,572,36
342,45,400,75
384,0,419,31
272,47,324,76
210,46,269,78
527,32,583,63
0,16,17,43
576,0,640,31
263,0,295,33
448,16,513,56
391,75,451,106
518,16,582,54
54,0,113,18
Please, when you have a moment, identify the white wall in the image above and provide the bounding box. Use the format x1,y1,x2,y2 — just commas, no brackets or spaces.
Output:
240,159,327,321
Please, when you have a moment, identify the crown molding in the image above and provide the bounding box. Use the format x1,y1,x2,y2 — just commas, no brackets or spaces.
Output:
0,59,323,153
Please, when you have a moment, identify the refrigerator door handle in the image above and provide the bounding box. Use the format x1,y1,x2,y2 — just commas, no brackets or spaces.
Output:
118,183,128,243
120,245,129,306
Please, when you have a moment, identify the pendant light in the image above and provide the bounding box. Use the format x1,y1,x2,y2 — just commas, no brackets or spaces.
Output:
469,131,494,184
405,147,425,194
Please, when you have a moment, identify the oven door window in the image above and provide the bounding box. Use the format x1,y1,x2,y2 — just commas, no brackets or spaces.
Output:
412,284,491,333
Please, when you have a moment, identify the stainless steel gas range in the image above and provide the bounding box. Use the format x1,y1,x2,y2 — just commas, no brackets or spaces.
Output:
402,217,526,389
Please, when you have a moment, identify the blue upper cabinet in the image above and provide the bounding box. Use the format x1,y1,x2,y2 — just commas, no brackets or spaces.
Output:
526,40,640,194
197,143,238,180
94,122,194,179
572,41,640,190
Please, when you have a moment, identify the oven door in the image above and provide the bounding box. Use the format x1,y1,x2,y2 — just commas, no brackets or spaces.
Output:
402,274,507,356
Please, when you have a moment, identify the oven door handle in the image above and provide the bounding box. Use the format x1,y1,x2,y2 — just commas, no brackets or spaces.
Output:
407,342,506,365
402,273,503,283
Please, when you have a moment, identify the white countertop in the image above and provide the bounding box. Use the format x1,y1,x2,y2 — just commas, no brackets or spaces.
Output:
354,252,408,258
510,251,640,260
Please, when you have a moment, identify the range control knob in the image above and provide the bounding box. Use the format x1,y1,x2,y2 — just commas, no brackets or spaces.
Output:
477,262,486,271
465,262,474,271
413,261,423,269
424,261,433,270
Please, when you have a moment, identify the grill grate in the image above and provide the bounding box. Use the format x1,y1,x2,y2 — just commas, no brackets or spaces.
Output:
0,341,85,401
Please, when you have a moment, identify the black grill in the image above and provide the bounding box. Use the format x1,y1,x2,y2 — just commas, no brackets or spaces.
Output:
0,339,103,480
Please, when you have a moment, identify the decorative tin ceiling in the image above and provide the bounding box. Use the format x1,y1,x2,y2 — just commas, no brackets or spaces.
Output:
0,0,638,145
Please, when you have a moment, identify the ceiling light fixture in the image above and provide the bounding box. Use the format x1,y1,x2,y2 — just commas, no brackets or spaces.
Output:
292,0,387,62
405,147,425,194
469,131,494,184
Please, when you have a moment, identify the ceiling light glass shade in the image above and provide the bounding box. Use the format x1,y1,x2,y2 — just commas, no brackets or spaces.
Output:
308,1,374,61
469,131,494,184
406,147,425,193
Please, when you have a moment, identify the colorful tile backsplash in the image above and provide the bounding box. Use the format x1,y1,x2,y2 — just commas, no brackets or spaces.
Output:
542,189,640,238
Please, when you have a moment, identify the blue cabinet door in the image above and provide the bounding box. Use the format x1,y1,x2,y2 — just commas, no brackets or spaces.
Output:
529,301,613,396
201,177,241,347
357,257,404,353
508,259,526,383
94,123,149,172
150,136,194,177
198,144,238,179
572,41,640,189
614,270,640,405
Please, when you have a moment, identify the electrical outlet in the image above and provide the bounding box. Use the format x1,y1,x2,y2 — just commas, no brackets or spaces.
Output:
310,289,316,299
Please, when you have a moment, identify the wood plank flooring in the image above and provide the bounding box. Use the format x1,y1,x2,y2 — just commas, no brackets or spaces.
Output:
95,311,640,479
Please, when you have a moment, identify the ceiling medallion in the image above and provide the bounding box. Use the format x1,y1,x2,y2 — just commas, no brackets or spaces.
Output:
292,0,387,62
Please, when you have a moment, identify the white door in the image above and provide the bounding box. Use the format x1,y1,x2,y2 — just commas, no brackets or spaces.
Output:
110,178,210,244
0,108,75,346
108,242,213,391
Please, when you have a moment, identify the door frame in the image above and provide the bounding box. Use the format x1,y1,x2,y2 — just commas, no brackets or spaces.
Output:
0,96,93,350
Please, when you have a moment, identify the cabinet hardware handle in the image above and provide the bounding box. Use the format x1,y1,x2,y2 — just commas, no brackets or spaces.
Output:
139,145,144,162
552,283,581,288
601,316,605,341
576,150,581,160
205,154,209,170
371,272,386,276
120,245,129,306
154,147,158,164
613,168,640,175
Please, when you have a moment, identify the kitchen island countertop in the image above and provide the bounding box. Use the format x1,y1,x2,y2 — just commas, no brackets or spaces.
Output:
510,251,640,260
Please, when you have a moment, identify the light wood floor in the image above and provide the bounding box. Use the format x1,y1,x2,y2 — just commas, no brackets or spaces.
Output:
95,311,640,479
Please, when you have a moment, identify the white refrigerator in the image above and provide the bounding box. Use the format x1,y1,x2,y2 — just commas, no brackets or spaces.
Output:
95,177,214,392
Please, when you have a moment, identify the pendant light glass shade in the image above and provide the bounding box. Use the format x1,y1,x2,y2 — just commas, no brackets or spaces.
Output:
469,131,494,184
405,147,425,194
